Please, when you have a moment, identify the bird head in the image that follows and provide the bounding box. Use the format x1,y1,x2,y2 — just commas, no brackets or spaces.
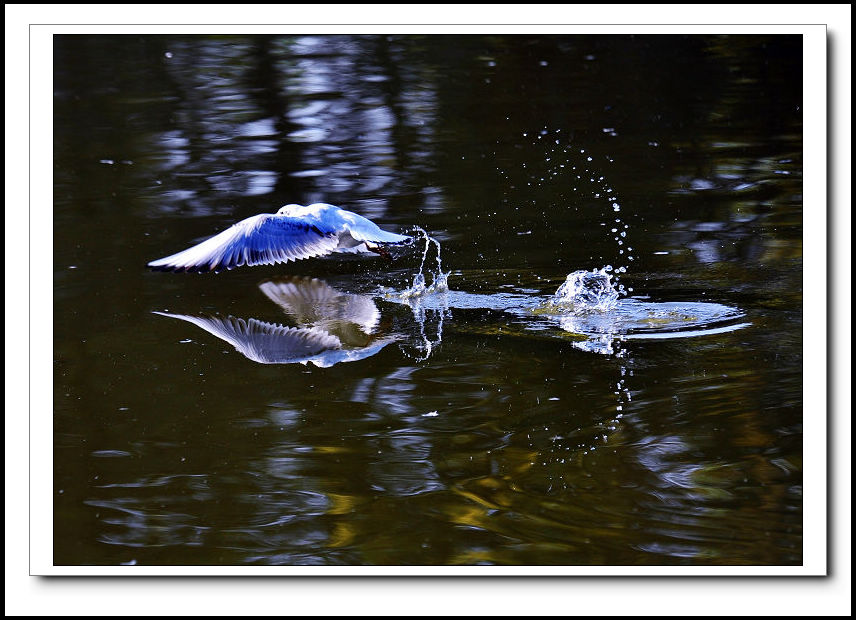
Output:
277,204,303,216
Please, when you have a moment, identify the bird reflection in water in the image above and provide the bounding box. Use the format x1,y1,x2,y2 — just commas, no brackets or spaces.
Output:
155,277,399,367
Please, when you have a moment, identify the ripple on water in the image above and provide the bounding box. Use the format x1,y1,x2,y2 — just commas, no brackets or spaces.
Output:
384,263,748,357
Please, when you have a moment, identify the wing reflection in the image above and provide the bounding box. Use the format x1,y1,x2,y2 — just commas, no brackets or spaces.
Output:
259,277,381,347
155,277,398,367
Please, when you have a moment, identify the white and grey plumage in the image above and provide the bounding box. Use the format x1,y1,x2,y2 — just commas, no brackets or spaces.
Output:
147,203,411,273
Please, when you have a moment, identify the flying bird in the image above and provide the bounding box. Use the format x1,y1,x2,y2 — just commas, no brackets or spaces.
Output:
147,203,412,273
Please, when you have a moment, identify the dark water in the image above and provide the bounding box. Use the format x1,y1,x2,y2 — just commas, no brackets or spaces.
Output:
53,34,803,567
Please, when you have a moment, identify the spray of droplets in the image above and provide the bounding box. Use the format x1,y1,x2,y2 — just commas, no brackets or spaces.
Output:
386,227,450,361
399,227,450,300
550,268,620,312
498,127,635,296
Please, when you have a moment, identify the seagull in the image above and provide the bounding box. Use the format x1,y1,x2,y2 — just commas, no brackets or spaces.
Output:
147,203,412,273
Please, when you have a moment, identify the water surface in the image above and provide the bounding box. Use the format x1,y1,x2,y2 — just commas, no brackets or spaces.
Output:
53,34,803,567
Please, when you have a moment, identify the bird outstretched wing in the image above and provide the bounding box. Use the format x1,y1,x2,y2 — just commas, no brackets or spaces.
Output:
148,215,341,273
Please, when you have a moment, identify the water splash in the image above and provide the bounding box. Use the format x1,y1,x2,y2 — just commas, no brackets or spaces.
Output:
497,127,635,291
398,227,450,300
548,268,621,312
384,227,451,361
531,266,748,355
